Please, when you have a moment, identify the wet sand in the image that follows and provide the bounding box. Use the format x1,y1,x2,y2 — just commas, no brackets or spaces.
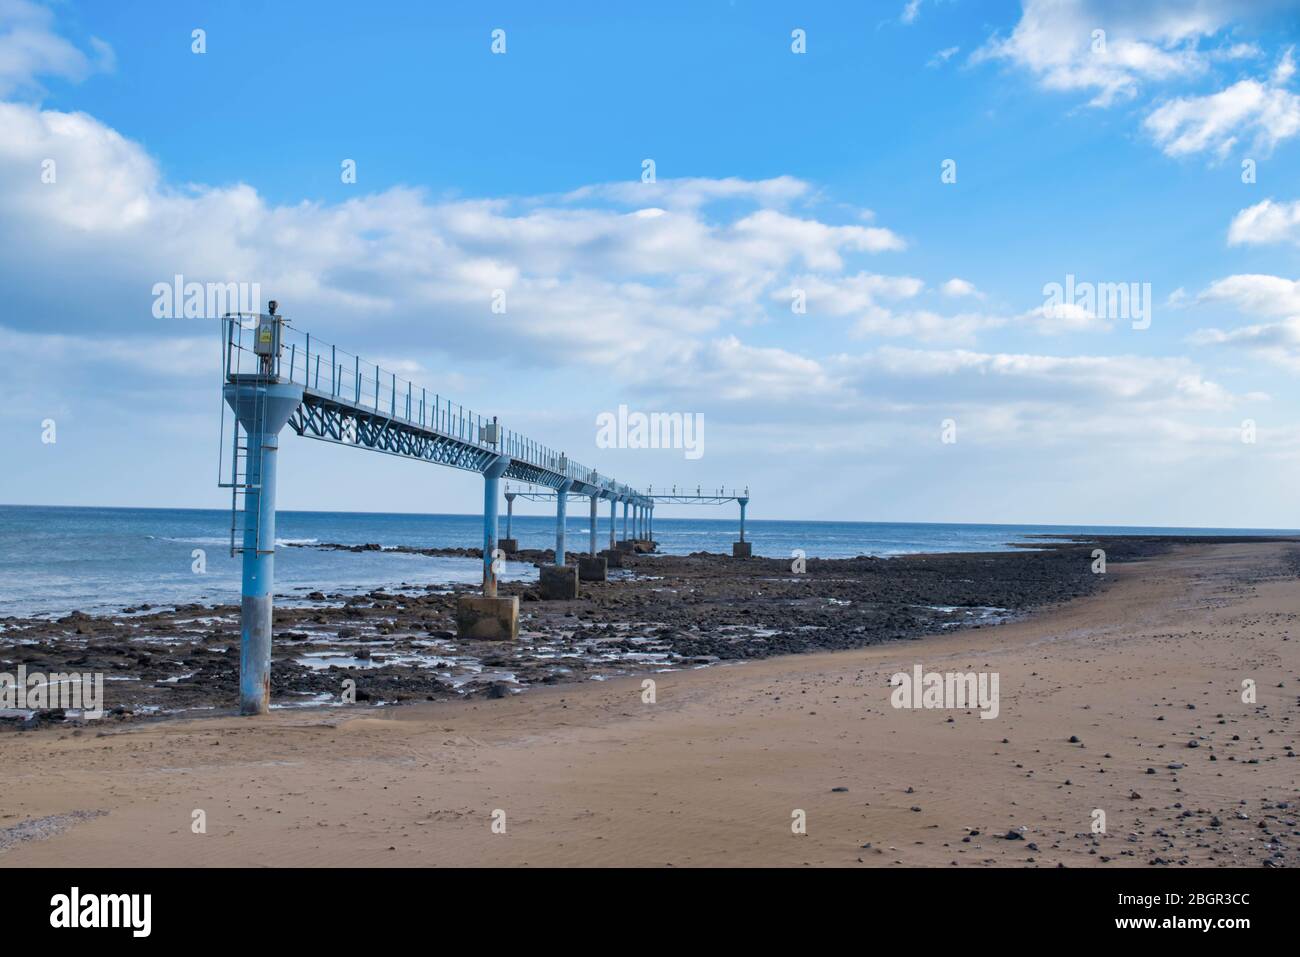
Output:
1,539,1296,867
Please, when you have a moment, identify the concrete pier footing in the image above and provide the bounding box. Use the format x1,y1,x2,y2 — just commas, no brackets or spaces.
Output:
578,555,608,582
539,564,579,599
497,538,519,553
599,548,623,568
455,595,519,640
732,541,752,558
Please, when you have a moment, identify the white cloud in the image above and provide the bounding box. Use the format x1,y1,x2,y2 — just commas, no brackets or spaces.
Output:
853,308,1006,344
1029,300,1117,334
840,347,1241,438
0,0,112,96
729,209,906,267
941,277,980,297
646,335,837,404
639,334,1251,464
1145,49,1300,158
928,46,960,68
0,323,213,378
1228,197,1300,246
1198,272,1300,316
0,6,1276,508
777,271,1124,343
1191,272,1300,369
772,274,1014,345
779,272,924,317
1191,317,1300,370
971,0,1236,107
563,175,811,210
0,99,915,370
629,330,1247,450
971,1,1297,160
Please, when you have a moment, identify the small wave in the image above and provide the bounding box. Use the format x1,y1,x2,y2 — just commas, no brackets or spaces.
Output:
154,535,317,547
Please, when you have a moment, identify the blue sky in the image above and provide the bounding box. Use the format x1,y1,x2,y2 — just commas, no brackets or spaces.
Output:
3,0,1300,525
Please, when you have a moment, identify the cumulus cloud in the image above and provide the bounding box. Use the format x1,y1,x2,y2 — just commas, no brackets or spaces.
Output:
642,335,838,405
971,1,1298,160
774,270,1128,343
1029,300,1116,334
1198,273,1300,316
1228,197,1300,245
778,272,924,316
971,0,1238,107
941,277,980,298
0,1,1275,500
1145,49,1300,158
774,273,1027,345
0,98,915,370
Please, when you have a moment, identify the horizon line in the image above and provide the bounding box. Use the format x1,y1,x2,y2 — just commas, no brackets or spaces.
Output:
1,502,1297,535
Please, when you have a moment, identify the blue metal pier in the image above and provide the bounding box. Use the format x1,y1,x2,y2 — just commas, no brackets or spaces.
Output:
220,310,718,713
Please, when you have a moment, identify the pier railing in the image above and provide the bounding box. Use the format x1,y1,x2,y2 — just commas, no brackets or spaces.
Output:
222,315,636,496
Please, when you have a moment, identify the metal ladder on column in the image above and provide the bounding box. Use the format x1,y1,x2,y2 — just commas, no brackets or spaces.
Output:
218,315,270,556
222,416,269,556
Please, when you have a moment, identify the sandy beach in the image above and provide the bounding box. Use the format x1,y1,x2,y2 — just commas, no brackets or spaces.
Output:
1,539,1295,868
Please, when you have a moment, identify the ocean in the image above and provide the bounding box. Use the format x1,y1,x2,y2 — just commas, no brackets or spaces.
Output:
1,504,1294,619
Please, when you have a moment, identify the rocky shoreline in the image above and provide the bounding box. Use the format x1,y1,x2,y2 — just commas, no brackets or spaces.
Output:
3,534,1295,729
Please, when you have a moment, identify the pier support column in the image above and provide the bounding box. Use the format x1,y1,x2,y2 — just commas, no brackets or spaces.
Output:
554,479,573,565
648,504,654,544
732,495,752,558
539,479,579,599
499,490,518,553
579,493,607,581
223,378,304,715
616,496,635,553
456,455,518,639
600,493,623,567
481,457,509,597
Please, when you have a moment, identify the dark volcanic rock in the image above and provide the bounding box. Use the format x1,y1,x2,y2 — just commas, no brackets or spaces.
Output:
4,533,1292,726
